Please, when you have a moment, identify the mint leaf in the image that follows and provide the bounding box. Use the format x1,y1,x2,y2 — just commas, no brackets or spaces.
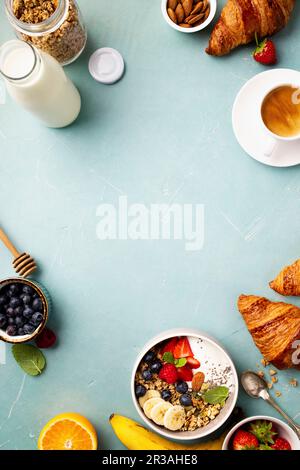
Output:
203,386,229,405
12,344,46,376
163,352,174,364
174,358,187,368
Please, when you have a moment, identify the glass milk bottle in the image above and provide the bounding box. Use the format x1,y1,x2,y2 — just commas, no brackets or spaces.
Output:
0,40,81,128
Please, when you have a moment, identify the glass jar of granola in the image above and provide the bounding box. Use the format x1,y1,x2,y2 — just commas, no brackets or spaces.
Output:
5,0,87,66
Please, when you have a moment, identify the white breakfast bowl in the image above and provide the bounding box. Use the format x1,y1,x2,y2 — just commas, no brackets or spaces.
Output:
161,0,217,33
222,415,300,450
131,328,238,441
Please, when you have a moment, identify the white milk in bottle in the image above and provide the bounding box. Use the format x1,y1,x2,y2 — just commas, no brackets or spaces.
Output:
0,40,81,128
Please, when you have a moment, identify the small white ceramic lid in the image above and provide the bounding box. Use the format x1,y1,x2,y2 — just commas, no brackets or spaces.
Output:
88,47,125,84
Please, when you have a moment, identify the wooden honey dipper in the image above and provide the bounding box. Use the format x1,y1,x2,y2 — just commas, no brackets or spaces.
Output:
0,228,37,277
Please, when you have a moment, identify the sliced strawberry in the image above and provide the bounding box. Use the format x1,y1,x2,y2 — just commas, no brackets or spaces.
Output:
232,430,259,451
271,437,291,451
158,363,178,384
186,356,200,369
173,337,193,359
177,365,193,382
161,337,178,356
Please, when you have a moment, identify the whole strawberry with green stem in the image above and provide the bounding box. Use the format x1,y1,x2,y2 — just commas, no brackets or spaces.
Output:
250,420,277,445
253,33,277,65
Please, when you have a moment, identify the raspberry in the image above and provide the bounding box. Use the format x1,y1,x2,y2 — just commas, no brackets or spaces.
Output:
35,327,57,349
158,363,178,384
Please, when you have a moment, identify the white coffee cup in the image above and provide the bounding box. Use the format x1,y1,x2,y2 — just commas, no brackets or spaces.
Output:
260,83,300,157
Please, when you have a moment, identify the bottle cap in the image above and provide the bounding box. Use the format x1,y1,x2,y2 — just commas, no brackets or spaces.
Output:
88,47,125,85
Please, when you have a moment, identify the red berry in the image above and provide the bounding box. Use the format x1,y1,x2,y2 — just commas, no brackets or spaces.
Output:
232,430,259,451
161,337,178,356
35,327,57,349
271,437,291,451
158,363,178,384
177,365,193,382
173,337,193,359
186,356,201,369
253,37,277,65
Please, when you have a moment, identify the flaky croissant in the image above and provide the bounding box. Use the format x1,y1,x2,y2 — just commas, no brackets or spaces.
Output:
206,0,295,56
270,259,300,296
238,294,300,370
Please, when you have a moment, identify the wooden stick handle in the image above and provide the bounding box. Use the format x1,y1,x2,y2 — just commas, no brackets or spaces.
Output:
0,228,20,259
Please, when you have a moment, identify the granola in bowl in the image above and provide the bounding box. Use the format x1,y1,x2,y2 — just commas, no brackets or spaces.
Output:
134,334,236,435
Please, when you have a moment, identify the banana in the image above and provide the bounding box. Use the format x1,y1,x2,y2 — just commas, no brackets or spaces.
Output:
143,398,164,419
164,405,186,431
150,401,173,426
138,390,160,408
110,414,230,450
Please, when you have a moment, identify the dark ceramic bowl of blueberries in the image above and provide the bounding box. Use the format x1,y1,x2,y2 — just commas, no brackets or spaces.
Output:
0,278,50,344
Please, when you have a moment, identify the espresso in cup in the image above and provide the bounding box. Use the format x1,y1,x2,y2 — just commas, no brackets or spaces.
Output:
261,85,300,138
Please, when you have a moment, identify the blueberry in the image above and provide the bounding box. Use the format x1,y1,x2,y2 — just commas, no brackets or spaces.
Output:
0,315,7,329
22,295,32,305
143,351,156,363
142,369,152,381
180,394,192,407
0,295,7,306
6,307,15,317
32,298,42,311
17,328,25,336
8,317,15,325
23,324,35,335
150,359,162,374
14,306,24,316
10,297,21,309
8,284,19,295
6,325,17,336
22,285,34,295
31,312,43,326
161,390,172,401
33,293,39,299
15,317,24,327
176,381,188,394
135,384,146,398
23,307,33,319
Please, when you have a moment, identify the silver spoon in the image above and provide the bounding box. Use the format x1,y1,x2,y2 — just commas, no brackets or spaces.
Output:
241,370,300,439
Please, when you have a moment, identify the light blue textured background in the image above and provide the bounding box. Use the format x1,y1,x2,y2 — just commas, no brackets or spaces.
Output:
1,0,300,451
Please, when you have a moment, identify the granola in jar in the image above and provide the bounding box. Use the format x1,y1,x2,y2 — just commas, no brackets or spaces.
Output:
6,0,87,65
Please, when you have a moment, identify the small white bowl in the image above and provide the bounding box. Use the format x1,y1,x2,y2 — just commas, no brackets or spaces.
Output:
131,328,238,441
161,0,217,33
222,415,300,450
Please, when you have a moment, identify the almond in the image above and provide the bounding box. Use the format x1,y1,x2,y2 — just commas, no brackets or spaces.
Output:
192,372,205,392
182,0,193,17
179,23,191,27
188,12,205,24
168,0,178,10
167,7,177,23
191,1,203,15
202,0,209,10
175,3,185,23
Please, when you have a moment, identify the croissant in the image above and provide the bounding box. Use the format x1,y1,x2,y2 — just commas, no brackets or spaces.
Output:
270,259,300,296
206,0,295,56
238,294,300,370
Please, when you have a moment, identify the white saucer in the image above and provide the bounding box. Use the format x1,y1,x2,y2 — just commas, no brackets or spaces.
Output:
232,69,300,167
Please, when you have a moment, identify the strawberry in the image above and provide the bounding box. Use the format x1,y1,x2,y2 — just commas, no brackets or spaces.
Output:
35,327,57,349
186,356,200,369
158,363,178,384
161,337,178,356
250,420,277,445
173,337,193,359
271,437,291,451
177,365,193,382
232,430,259,451
253,34,277,65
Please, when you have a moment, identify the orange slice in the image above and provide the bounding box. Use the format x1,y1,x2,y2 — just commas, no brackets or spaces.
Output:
38,413,98,450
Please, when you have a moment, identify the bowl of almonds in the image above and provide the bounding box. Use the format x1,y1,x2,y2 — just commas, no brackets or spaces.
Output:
162,0,216,33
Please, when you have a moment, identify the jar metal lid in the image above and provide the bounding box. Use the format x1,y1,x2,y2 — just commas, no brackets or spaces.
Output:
88,48,125,85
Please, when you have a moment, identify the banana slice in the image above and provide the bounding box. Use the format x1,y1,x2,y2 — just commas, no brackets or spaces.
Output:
164,405,186,431
143,398,164,419
150,401,173,426
138,389,160,408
